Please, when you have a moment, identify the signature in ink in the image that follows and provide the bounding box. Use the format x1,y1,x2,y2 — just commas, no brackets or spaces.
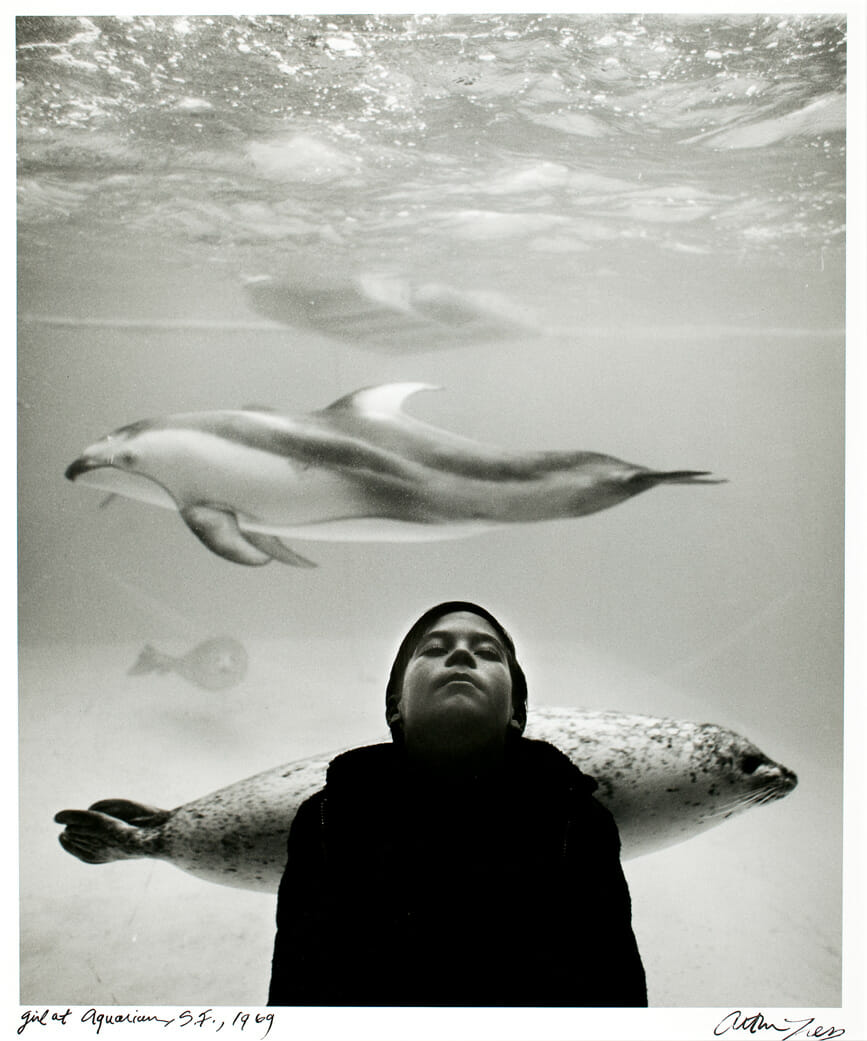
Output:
714,1010,845,1040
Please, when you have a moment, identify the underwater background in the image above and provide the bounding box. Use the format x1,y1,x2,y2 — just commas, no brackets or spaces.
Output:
17,13,845,1014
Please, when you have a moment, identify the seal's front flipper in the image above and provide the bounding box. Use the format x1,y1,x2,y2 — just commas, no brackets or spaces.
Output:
180,505,272,566
88,799,171,827
54,808,150,864
242,531,317,568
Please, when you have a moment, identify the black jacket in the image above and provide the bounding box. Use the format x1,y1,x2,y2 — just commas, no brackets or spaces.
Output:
268,737,646,1007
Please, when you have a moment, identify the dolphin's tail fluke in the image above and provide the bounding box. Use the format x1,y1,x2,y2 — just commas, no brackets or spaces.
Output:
630,469,727,490
54,800,170,864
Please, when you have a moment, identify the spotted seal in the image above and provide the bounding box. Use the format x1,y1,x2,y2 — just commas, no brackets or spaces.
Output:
54,707,797,892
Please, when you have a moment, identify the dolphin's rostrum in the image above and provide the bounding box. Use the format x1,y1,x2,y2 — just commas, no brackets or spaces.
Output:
65,382,725,566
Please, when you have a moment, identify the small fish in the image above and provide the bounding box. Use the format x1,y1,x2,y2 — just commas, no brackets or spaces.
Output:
65,382,725,568
128,637,248,691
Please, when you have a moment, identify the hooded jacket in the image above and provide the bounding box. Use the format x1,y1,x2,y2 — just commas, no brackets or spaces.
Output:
268,736,647,1007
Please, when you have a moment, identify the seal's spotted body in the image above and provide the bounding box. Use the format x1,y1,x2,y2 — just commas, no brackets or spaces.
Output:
525,708,794,858
55,707,797,892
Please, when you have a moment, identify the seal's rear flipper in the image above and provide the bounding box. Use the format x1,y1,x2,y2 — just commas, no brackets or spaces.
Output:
54,807,154,864
88,798,171,826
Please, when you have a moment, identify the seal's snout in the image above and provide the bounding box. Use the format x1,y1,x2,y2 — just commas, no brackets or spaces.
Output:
763,763,798,801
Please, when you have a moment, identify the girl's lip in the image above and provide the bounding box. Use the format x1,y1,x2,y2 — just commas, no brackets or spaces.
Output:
439,672,479,688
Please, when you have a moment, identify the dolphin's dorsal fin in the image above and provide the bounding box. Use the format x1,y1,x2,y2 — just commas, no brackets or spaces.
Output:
320,382,441,419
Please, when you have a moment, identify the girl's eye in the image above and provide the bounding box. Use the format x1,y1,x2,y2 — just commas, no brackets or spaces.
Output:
419,644,445,656
476,645,502,659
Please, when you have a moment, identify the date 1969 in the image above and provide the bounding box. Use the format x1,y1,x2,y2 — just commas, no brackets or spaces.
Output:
18,1008,274,1038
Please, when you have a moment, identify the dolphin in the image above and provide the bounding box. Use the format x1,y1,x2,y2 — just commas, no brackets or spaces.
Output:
243,273,545,348
53,706,798,893
65,382,724,567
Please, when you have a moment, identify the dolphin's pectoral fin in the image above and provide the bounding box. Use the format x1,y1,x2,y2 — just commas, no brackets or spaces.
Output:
180,505,272,566
320,382,441,420
88,799,171,827
180,505,316,567
241,531,318,568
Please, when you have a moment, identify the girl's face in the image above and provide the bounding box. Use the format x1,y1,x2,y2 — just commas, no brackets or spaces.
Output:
396,611,516,741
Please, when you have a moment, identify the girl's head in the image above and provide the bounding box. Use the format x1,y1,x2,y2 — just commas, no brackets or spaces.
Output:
385,601,528,744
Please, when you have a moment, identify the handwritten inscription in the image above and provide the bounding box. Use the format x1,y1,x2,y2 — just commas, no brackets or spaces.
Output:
19,1011,74,1033
714,1010,845,1040
18,1009,274,1038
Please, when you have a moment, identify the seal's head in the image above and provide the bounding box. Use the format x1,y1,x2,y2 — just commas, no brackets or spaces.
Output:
385,601,528,747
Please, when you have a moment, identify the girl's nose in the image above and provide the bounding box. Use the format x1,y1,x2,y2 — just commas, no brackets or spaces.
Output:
444,645,475,667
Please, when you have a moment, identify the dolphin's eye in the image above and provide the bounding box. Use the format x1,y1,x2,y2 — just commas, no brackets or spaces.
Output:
740,754,763,775
118,451,136,467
